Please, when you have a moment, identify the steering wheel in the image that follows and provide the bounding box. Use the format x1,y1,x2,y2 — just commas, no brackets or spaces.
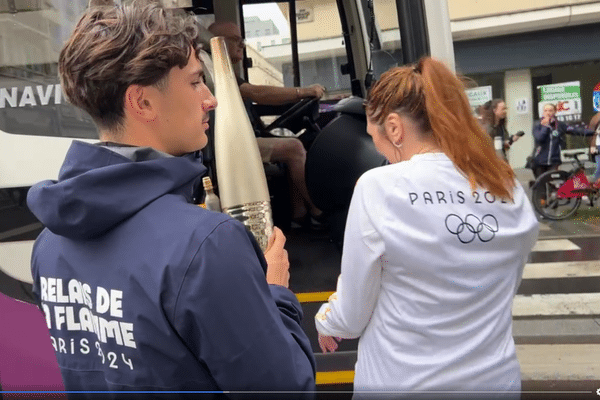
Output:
264,97,320,133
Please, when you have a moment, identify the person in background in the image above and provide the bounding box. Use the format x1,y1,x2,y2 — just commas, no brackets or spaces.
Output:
208,21,326,229
588,111,600,185
531,105,595,185
532,103,566,179
26,3,315,396
315,58,539,398
482,98,521,160
474,104,486,127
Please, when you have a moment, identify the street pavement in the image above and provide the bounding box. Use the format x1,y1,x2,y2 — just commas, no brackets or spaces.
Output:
288,167,600,399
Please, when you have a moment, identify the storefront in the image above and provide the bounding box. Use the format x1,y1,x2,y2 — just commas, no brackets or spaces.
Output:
455,22,600,167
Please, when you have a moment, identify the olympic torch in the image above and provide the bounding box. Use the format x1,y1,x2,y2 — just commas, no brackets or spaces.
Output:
210,36,273,251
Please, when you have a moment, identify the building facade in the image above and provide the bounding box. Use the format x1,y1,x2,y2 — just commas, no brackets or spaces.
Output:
452,0,600,168
242,0,600,168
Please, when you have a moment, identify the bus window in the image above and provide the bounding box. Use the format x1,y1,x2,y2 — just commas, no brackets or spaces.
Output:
0,0,97,139
242,1,351,100
370,0,402,79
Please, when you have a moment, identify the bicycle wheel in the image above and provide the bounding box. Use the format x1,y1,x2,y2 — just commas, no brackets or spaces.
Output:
531,170,581,220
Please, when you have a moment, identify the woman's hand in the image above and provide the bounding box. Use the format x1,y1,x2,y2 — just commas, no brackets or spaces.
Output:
318,333,342,353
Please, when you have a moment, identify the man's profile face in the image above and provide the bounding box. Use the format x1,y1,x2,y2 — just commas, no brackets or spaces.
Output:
153,51,217,155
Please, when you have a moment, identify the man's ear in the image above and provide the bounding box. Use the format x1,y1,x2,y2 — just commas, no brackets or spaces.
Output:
124,85,156,122
385,112,403,144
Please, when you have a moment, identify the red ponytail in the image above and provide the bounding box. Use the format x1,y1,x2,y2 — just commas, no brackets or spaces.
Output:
365,57,515,200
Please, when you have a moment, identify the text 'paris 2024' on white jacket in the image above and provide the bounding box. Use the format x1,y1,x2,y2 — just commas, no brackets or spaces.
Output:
315,152,539,398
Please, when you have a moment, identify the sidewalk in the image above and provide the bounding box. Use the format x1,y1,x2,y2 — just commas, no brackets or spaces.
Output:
514,167,535,190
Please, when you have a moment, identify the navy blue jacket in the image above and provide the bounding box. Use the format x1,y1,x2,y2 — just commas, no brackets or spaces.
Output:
533,119,568,166
27,141,316,398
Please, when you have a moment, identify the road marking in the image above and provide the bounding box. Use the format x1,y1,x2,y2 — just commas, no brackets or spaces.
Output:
300,291,600,316
296,291,334,303
523,260,600,279
316,370,354,385
314,345,600,385
297,253,596,304
301,292,600,316
531,239,580,252
513,293,600,316
538,223,551,231
518,344,600,380
297,259,599,304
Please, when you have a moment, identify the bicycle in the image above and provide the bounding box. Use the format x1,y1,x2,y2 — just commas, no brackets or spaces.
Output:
530,151,600,220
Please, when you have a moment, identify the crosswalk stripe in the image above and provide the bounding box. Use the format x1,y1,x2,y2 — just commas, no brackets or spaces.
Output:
531,239,580,252
523,260,600,279
538,223,551,231
297,240,590,304
297,239,596,319
518,344,600,380
301,293,600,317
314,344,600,385
308,235,600,387
513,293,600,317
301,291,600,316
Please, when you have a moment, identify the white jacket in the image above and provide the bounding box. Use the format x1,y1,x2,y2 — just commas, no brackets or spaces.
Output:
315,153,539,397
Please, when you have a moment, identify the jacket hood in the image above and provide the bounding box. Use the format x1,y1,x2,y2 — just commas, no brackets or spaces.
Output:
27,141,206,239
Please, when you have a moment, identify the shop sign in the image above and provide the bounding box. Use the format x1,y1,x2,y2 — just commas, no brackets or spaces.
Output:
515,98,528,114
465,85,492,114
537,81,581,123
593,82,600,112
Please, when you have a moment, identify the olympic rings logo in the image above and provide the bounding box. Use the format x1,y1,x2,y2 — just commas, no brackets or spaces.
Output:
445,214,499,244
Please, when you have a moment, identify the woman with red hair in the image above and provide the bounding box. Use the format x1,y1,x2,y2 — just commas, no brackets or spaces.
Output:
315,58,539,398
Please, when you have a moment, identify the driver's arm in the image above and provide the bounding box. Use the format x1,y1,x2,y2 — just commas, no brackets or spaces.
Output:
239,82,324,105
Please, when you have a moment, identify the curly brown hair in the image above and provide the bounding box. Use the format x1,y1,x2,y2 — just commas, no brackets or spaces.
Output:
364,58,515,201
59,2,202,132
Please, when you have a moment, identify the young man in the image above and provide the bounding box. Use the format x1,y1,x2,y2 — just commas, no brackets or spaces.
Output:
26,3,315,396
208,21,326,229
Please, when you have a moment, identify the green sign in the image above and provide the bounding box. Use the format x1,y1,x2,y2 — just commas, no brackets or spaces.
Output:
538,81,580,102
537,81,582,123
